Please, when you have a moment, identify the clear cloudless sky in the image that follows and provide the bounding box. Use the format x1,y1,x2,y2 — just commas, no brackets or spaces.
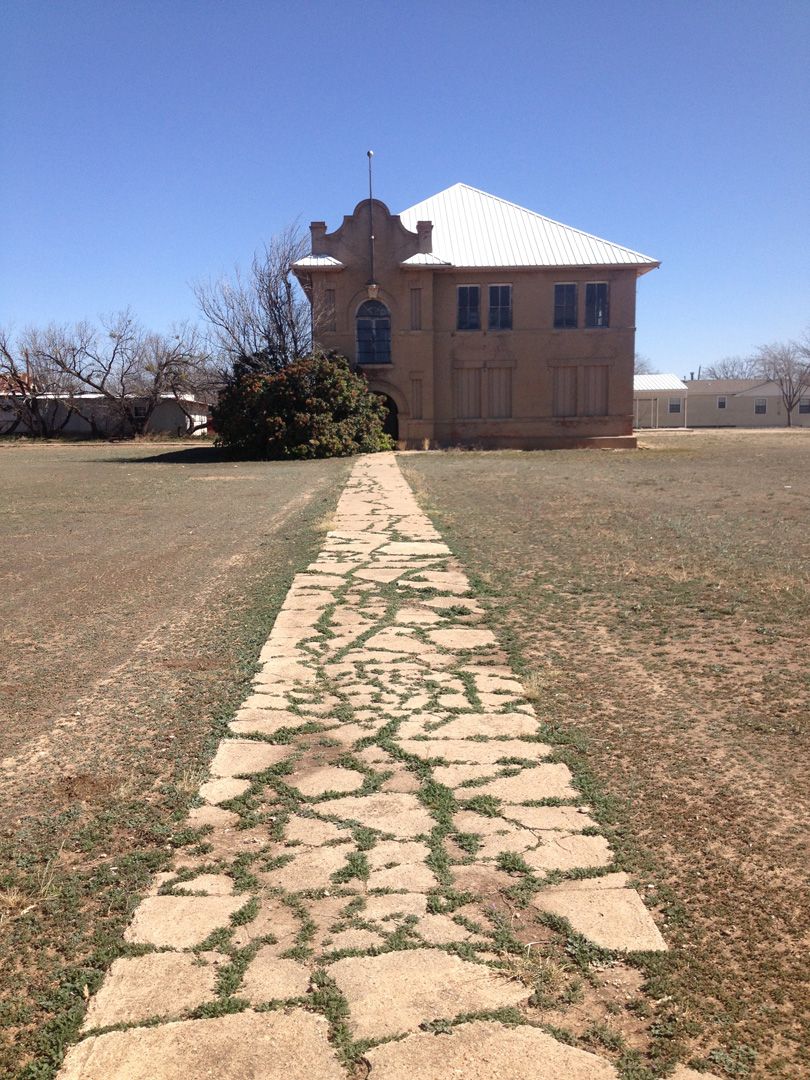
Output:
2,0,808,374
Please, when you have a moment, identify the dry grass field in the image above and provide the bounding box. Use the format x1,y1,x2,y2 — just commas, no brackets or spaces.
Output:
401,430,810,1080
0,442,350,1077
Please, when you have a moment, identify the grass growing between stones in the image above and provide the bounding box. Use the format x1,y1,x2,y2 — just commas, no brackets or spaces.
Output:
401,431,810,1079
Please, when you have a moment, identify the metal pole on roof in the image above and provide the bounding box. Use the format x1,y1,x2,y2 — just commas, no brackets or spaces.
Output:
367,150,377,294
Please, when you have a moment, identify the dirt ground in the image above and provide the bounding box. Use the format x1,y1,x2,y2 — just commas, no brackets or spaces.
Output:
401,430,810,1080
0,441,350,1077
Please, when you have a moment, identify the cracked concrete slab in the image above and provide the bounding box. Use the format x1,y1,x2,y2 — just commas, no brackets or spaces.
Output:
328,949,529,1039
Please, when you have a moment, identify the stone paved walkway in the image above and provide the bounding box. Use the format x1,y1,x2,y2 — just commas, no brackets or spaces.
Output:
60,453,711,1079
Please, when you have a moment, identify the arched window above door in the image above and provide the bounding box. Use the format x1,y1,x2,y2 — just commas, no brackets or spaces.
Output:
356,300,391,365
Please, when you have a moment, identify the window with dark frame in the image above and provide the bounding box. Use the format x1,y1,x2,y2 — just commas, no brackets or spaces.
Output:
717,396,727,409
488,284,512,330
799,398,810,414
553,283,577,328
585,282,610,328
457,286,480,330
754,398,767,414
356,299,391,364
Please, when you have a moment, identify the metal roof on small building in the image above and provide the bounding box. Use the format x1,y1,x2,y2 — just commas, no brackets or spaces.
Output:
399,183,660,271
634,374,688,392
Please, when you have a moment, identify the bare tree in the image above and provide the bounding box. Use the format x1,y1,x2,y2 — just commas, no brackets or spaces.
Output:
2,316,211,437
194,224,313,378
0,328,80,436
703,355,759,380
754,340,810,426
634,352,656,375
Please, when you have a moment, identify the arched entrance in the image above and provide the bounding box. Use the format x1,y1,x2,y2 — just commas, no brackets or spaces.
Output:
377,394,399,441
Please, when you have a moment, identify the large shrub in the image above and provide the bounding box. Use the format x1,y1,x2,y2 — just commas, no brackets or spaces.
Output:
213,351,394,459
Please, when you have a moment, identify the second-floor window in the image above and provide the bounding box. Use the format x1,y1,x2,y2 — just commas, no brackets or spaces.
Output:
488,285,512,330
356,300,391,364
585,282,610,328
554,283,577,328
457,286,480,330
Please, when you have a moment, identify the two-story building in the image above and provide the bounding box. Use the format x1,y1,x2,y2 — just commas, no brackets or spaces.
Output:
293,183,659,448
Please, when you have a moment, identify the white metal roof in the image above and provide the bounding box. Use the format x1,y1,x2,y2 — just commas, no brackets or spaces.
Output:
293,254,344,269
400,252,451,266
399,183,659,271
634,374,688,392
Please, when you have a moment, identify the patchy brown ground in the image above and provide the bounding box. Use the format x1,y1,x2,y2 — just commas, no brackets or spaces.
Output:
401,430,810,1080
0,441,350,1077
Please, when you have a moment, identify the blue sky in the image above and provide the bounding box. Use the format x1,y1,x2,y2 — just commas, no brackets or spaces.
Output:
2,0,808,374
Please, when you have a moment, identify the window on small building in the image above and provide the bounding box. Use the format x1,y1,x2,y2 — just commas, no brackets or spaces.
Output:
553,283,577,329
488,284,512,330
356,300,391,364
754,398,767,414
799,398,810,414
585,283,610,328
668,398,682,414
717,396,727,409
410,288,422,331
457,286,480,330
133,403,149,419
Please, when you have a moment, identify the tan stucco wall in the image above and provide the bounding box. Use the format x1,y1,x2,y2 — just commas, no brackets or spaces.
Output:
684,389,810,428
297,199,646,448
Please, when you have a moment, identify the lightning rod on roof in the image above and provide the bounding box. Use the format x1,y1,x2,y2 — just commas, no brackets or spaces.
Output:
366,151,377,297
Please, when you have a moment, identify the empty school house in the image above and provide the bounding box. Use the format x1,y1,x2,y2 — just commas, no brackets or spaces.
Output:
293,184,660,448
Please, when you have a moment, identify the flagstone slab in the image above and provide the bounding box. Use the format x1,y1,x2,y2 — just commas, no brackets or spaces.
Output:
506,805,597,832
400,738,550,763
474,764,578,802
261,844,355,892
179,874,235,895
284,815,348,846
231,897,301,950
239,949,311,1003
363,1019,618,1079
326,928,385,951
533,875,667,952
522,834,612,873
427,627,498,650
315,793,434,837
229,709,310,736
415,913,476,945
367,863,438,892
428,713,539,738
124,895,244,948
287,766,366,797
328,949,529,1039
209,739,292,778
198,777,251,805
362,893,428,922
60,1009,343,1080
81,952,222,1030
380,541,451,555
366,840,430,868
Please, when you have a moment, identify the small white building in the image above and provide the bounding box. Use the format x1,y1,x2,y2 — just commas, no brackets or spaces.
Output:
633,374,689,428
